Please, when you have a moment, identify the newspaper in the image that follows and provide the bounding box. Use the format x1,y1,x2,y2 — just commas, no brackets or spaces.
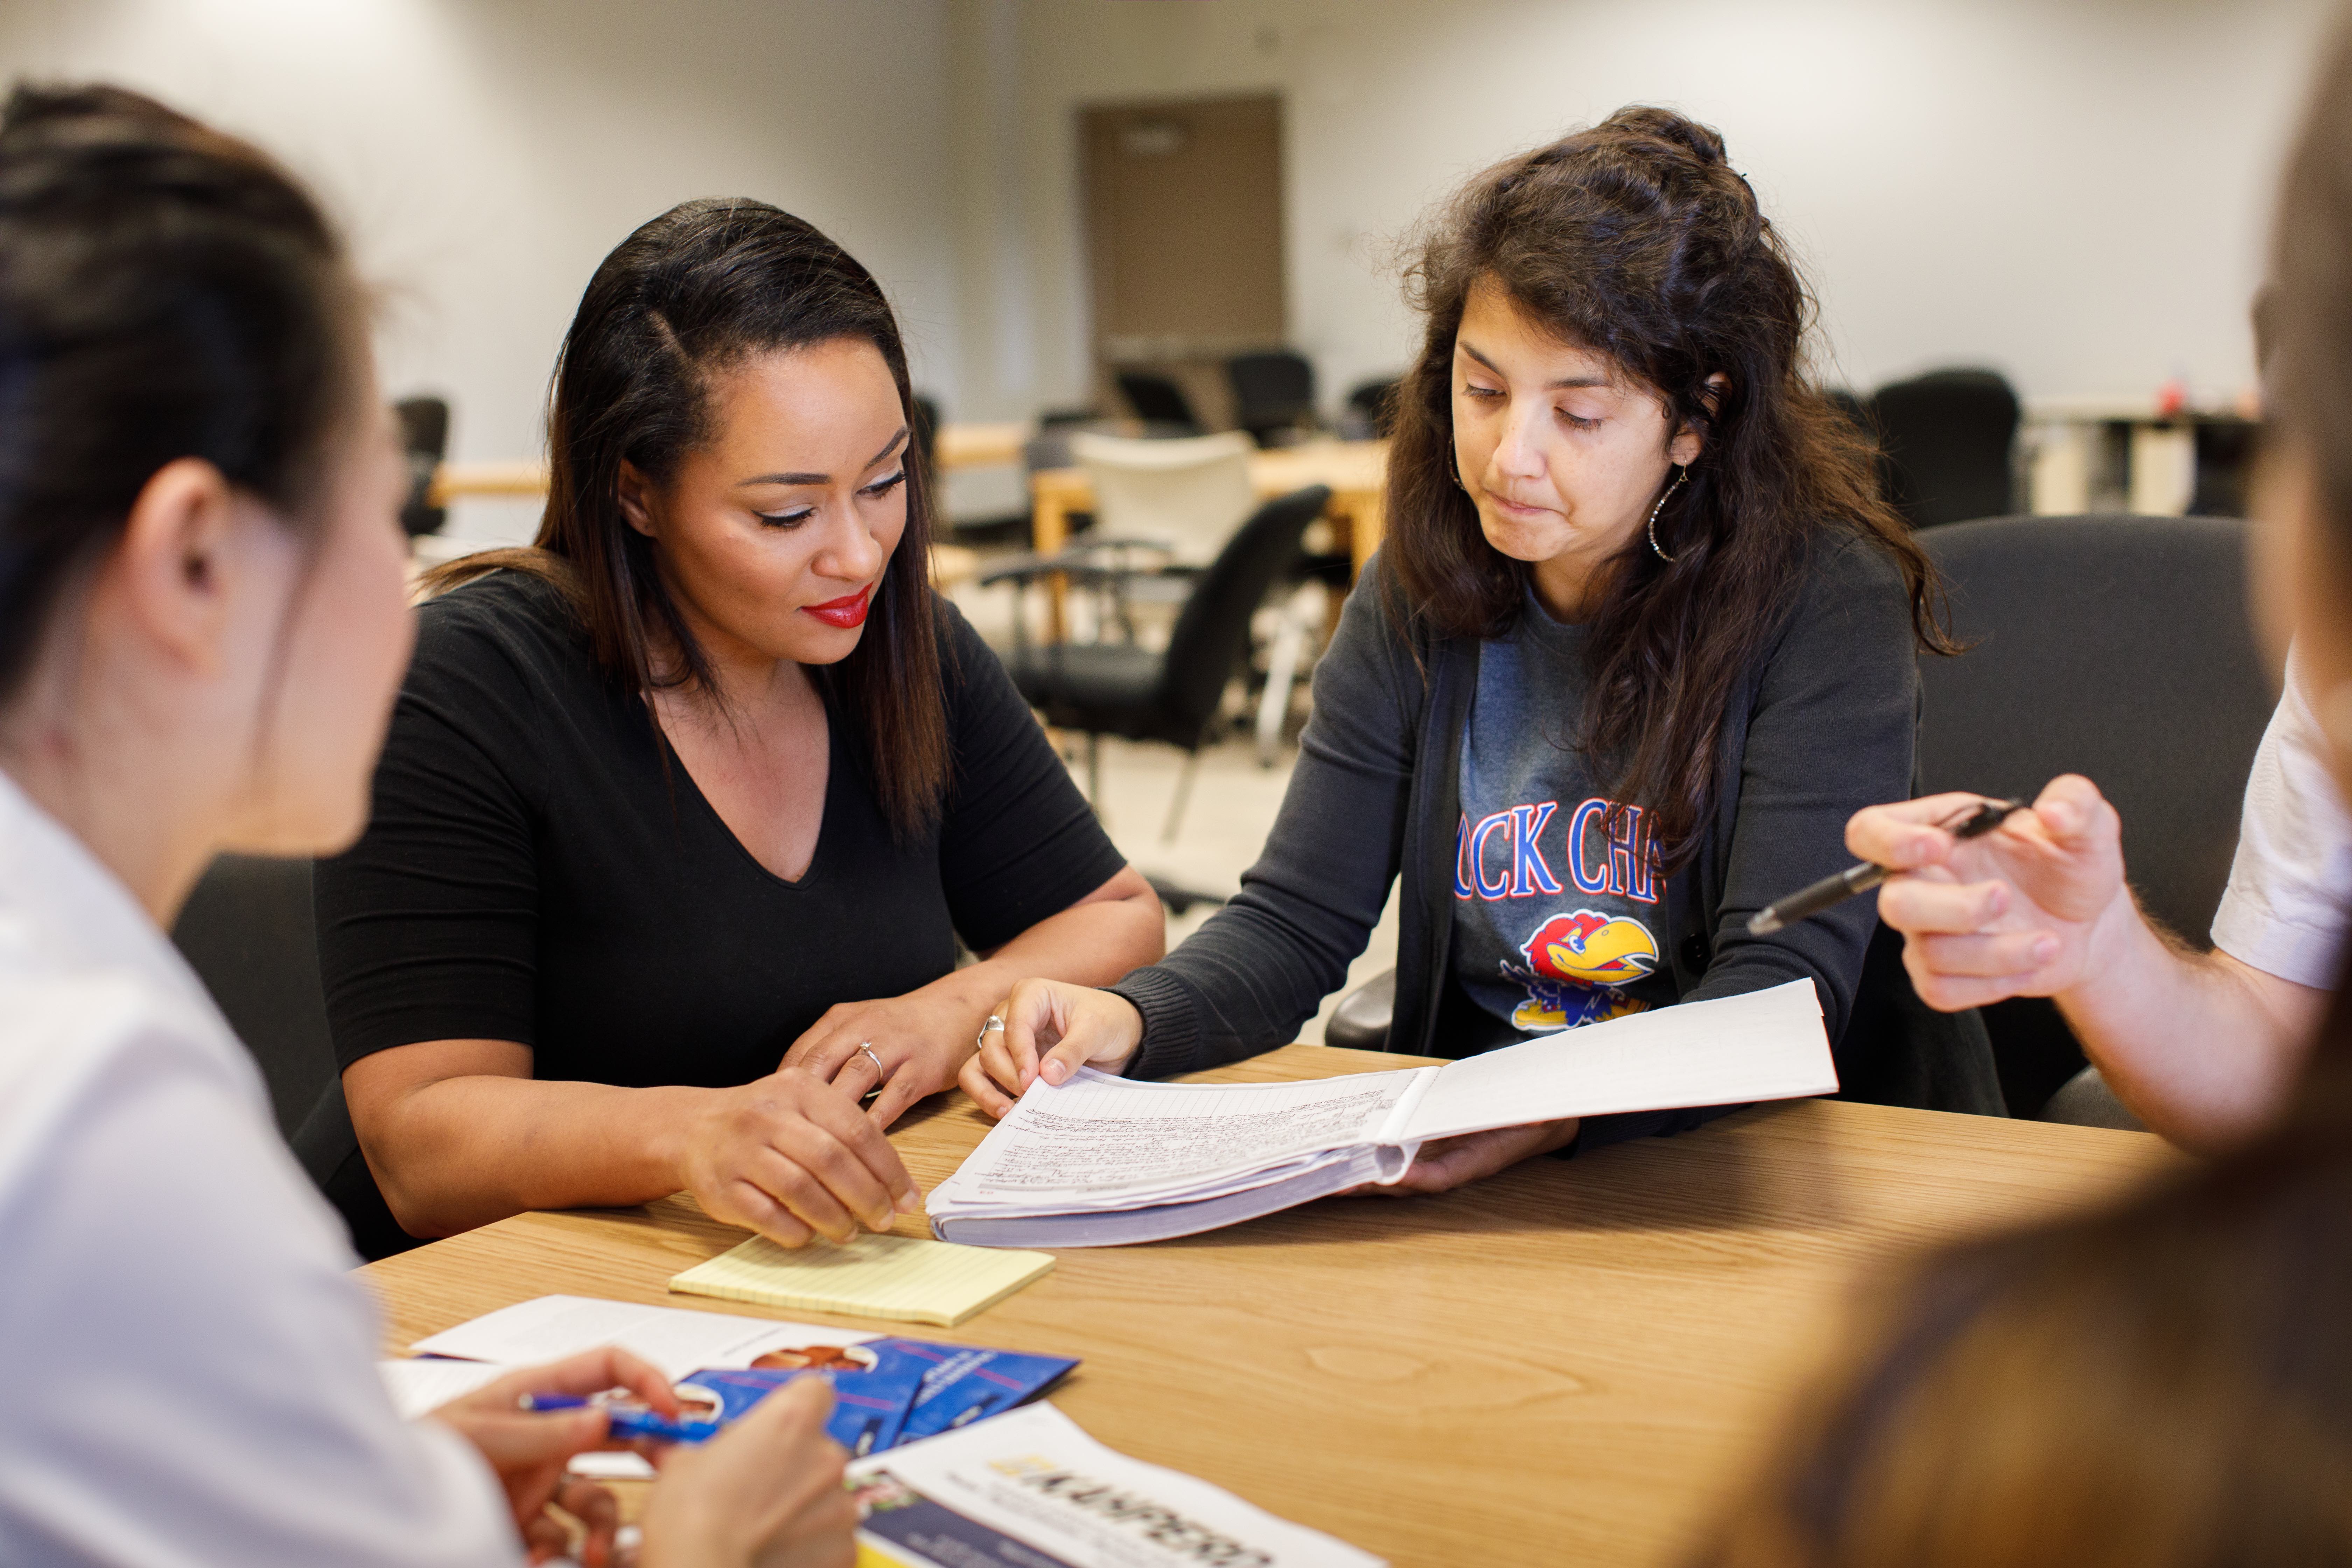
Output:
852,1403,1383,1568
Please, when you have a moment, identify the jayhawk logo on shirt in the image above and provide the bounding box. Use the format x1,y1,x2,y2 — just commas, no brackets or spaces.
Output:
1503,909,1659,1031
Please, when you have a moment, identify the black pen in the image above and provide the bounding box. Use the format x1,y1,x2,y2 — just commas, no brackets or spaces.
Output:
1745,797,2028,936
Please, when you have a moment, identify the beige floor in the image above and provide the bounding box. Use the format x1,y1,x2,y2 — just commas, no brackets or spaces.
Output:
1063,733,1392,1048
944,562,1400,1047
1044,725,1402,1049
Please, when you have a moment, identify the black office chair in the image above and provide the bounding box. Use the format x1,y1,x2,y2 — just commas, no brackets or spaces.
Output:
1871,369,2019,528
988,485,1330,837
1919,514,2275,1118
911,393,941,476
1115,372,1202,433
167,853,424,1260
393,396,450,539
1227,351,1317,447
171,855,338,1139
2190,418,2261,518
1341,377,1402,440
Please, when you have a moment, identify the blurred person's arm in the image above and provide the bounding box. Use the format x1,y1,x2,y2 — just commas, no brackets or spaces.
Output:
1852,776,2323,1150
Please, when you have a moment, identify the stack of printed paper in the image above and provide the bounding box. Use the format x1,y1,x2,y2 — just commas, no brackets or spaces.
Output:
925,979,1836,1247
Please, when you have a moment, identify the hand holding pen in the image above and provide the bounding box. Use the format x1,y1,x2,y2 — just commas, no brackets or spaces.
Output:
1838,777,2135,1013
428,1347,686,1564
1748,795,2029,936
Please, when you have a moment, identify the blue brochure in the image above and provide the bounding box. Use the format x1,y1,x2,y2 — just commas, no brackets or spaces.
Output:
679,1339,930,1457
892,1338,1080,1441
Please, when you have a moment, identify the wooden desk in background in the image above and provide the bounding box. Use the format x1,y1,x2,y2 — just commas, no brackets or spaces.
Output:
1029,438,1390,578
364,1044,2170,1567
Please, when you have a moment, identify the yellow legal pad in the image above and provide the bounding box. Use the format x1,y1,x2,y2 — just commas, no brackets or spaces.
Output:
667,1232,1054,1328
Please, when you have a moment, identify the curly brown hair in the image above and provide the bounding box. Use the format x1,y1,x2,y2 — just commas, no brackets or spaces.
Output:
1385,105,1951,872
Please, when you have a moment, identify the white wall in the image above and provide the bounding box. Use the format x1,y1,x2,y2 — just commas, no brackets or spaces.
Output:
950,0,2340,421
2,0,2337,494
0,0,958,539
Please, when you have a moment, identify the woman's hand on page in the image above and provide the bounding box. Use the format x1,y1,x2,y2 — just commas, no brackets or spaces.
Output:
640,1377,857,1568
783,990,986,1129
1848,776,2135,1011
675,1068,922,1246
958,979,1144,1118
1349,1118,1582,1197
432,1348,680,1566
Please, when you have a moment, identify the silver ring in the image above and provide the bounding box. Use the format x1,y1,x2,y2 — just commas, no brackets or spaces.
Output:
856,1042,884,1079
978,1015,1005,1048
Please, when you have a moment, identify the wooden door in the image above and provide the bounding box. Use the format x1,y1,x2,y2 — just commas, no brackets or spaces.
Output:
1082,95,1284,431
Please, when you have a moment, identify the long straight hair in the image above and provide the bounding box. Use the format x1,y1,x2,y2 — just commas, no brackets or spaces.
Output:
0,84,355,708
432,199,948,838
1386,107,1952,874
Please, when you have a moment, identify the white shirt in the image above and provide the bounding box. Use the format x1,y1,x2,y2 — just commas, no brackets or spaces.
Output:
0,771,518,1567
2211,659,2352,989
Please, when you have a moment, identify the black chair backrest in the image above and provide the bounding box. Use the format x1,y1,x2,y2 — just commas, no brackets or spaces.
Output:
1919,514,2272,936
1115,372,1200,432
1920,515,2275,1111
1022,432,1075,474
1871,369,2019,527
1158,485,1330,734
1227,351,1316,439
1346,377,1402,438
911,393,941,478
169,854,338,1140
393,395,450,539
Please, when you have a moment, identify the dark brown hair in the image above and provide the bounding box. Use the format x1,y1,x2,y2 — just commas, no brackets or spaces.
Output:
1691,1008,2352,1568
1387,106,1949,871
432,199,947,837
0,83,355,706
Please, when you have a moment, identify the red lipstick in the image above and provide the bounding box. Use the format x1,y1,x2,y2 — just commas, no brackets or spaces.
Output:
803,585,873,628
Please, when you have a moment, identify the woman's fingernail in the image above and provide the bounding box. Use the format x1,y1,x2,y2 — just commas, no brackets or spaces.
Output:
898,1185,923,1212
2033,935,2059,962
1042,1060,1066,1085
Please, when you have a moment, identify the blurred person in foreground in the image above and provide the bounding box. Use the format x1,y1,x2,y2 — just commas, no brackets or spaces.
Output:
1844,347,2342,1152
0,84,849,1567
1693,24,2352,1563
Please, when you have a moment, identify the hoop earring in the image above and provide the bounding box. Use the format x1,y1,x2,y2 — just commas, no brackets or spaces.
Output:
1647,465,1689,562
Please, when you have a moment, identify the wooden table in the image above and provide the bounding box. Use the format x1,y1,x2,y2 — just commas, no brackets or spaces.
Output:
364,1045,2172,1567
1030,438,1390,578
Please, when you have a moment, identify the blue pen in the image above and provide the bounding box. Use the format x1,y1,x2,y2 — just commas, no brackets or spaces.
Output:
517,1392,721,1444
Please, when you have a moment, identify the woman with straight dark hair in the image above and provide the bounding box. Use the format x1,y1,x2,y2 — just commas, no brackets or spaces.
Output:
315,200,1161,1255
971,107,1952,1192
0,83,851,1567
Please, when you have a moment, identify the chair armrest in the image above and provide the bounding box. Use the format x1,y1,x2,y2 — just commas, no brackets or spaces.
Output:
979,552,1130,587
980,541,1184,587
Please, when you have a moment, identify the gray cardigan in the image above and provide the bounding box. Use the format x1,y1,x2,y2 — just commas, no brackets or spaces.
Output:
1110,534,1920,1131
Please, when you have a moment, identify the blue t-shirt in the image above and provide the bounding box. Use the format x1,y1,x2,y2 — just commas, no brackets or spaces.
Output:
1449,589,1678,1054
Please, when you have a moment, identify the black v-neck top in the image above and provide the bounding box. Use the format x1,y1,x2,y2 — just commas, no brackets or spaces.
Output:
314,570,1125,1089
